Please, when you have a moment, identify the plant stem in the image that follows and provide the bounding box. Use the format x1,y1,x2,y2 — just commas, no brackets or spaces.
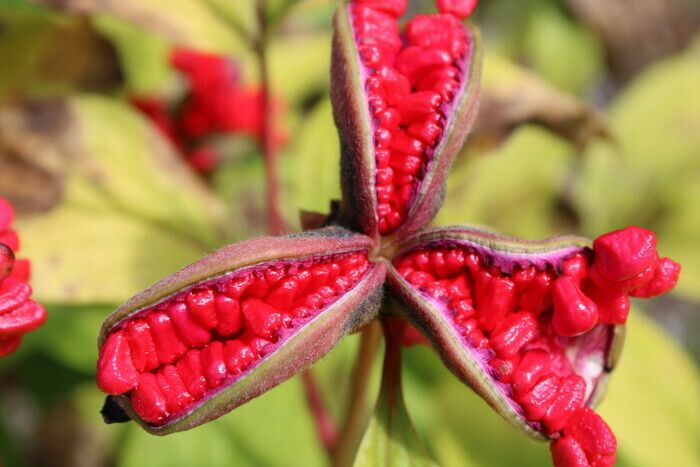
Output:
301,370,338,454
378,320,402,405
255,0,285,235
332,321,382,467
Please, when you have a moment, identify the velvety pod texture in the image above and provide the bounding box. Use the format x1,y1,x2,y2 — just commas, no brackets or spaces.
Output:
96,1,681,466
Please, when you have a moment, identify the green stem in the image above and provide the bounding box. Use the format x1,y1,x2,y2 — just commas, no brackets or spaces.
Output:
332,321,382,467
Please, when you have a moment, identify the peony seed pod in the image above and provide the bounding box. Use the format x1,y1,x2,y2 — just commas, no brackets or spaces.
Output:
385,225,678,466
331,0,482,240
96,228,386,434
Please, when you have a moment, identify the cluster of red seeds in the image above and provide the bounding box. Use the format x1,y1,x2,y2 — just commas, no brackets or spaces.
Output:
395,227,678,466
131,48,286,174
350,0,473,234
0,198,46,357
97,252,369,424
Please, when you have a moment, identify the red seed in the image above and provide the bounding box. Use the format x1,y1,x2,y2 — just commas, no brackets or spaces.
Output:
436,0,479,19
131,373,168,424
518,271,553,313
407,120,443,145
395,47,453,81
564,408,617,467
512,265,536,293
223,340,256,375
176,350,208,400
452,298,475,320
592,226,657,283
308,264,331,291
446,275,471,299
0,278,31,315
226,274,254,299
0,334,21,357
158,365,194,413
168,302,211,348
124,319,160,372
147,311,188,365
186,288,218,329
511,349,551,397
520,374,560,421
406,270,434,287
377,108,401,130
552,276,598,337
586,286,630,325
266,277,299,311
543,375,586,433
245,276,270,299
294,269,313,295
550,436,589,467
444,249,465,275
390,132,425,157
375,66,411,101
354,0,406,17
0,198,14,231
8,258,29,282
490,311,538,358
628,257,681,298
241,298,283,340
96,331,139,394
396,92,442,124
243,332,272,357
214,294,243,336
562,253,589,286
0,230,19,251
476,274,517,332
201,341,227,388
0,299,45,336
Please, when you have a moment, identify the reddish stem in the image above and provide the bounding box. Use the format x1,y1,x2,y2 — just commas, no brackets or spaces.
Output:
256,0,285,235
301,370,338,453
254,0,334,453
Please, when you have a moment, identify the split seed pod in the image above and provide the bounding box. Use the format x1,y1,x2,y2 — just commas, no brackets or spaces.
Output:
331,2,482,240
96,228,385,434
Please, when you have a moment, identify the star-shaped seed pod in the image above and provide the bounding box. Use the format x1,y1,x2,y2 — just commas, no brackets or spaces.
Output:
96,1,680,465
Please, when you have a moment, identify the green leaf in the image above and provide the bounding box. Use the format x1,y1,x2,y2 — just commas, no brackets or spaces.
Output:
15,96,227,304
286,98,341,216
92,15,172,94
270,31,332,106
118,378,326,467
598,311,700,467
522,4,604,95
437,125,575,239
32,304,112,374
353,344,437,467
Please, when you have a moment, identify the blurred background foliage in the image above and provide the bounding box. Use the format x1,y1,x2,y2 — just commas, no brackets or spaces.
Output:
0,0,699,466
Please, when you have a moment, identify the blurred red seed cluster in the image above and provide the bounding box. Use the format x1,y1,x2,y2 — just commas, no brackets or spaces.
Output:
131,48,287,175
0,198,46,357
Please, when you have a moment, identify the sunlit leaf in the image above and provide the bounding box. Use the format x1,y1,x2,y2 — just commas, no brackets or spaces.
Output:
353,344,437,467
286,99,341,216
35,0,243,53
9,96,228,303
437,125,575,239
